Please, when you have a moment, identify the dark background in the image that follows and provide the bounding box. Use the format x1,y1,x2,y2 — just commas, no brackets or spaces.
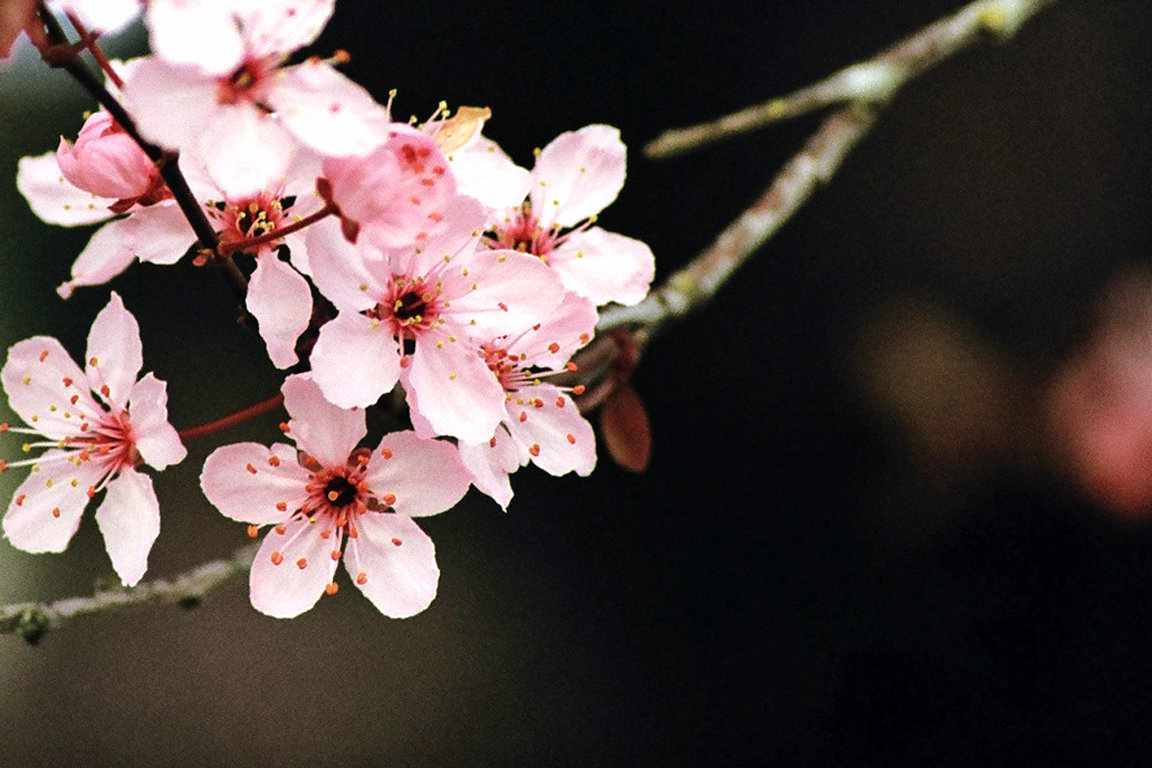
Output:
1,1,1152,765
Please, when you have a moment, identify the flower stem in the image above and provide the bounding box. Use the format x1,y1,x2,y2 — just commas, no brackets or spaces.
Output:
217,204,336,256
63,11,123,89
177,392,286,441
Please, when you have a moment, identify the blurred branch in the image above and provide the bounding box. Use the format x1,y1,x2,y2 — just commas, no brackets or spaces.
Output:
0,543,257,644
645,0,1058,159
597,0,1056,337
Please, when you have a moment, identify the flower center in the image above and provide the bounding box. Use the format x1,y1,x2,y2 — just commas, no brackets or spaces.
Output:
217,58,273,105
490,203,560,261
323,475,359,507
210,194,288,253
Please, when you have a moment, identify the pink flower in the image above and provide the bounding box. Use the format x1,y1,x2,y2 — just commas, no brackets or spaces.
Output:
124,0,388,197
423,106,530,213
56,110,168,205
305,199,566,444
199,373,472,618
0,292,186,586
488,124,655,307
319,126,457,250
450,294,599,509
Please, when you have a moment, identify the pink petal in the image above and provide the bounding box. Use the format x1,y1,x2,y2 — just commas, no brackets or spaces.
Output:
450,249,565,339
551,228,655,306
121,204,196,265
345,512,439,618
197,105,295,199
270,61,389,158
2,336,102,440
127,373,186,470
249,515,338,618
530,124,626,229
310,312,402,409
61,0,141,33
199,442,310,525
322,129,456,250
512,292,598,370
16,152,117,227
2,449,105,553
85,291,142,411
404,337,507,445
240,0,335,60
507,385,596,477
281,373,366,467
364,431,472,517
94,467,159,586
247,253,312,369
448,137,531,211
145,0,243,75
124,58,219,152
304,217,383,312
458,428,522,510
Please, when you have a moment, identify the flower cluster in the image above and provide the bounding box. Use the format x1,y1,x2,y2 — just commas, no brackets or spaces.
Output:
2,1,654,618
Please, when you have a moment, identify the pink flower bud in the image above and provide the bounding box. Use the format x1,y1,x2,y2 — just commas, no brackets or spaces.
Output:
56,111,157,201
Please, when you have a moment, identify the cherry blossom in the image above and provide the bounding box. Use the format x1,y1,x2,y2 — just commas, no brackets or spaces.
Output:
305,198,567,444
424,106,531,213
199,373,472,619
488,124,655,307
450,294,599,509
124,0,388,197
0,292,185,586
0,0,38,59
319,126,458,250
55,109,169,206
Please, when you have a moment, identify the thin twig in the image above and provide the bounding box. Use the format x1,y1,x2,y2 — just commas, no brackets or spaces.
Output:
645,0,1057,159
0,543,258,643
597,0,1056,338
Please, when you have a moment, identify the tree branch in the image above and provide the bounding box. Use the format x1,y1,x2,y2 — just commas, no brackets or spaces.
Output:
0,543,257,644
597,0,1056,339
645,0,1057,159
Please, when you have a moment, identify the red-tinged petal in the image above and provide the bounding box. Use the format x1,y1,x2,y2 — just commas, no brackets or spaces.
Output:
2,337,101,440
197,105,295,199
451,249,565,339
322,129,456,250
0,0,37,59
458,428,522,511
551,227,655,307
128,373,186,470
270,61,388,158
600,383,652,473
345,512,438,618
310,313,402,409
304,217,384,312
94,467,159,587
249,515,338,619
404,338,506,445
2,450,105,553
200,442,310,525
508,385,596,477
281,373,365,467
247,253,312,369
16,152,117,227
530,124,626,229
86,291,142,411
363,431,471,518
